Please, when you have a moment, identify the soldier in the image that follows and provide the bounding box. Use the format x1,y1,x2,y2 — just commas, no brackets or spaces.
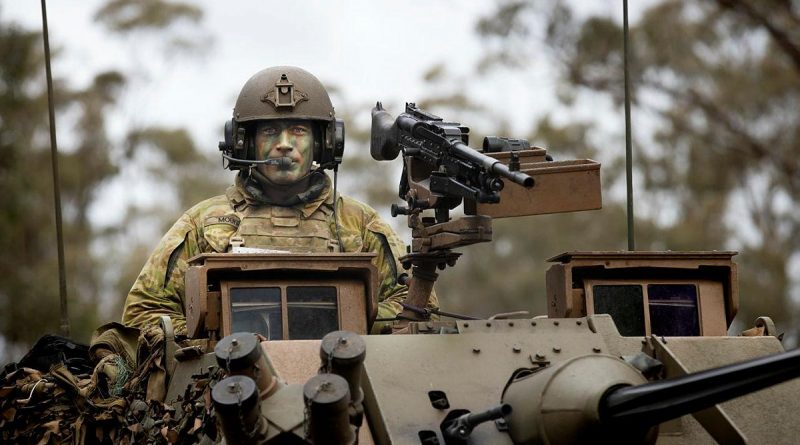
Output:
121,66,437,336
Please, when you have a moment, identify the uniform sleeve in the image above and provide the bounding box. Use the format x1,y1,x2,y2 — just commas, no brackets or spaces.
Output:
362,213,439,333
121,212,201,336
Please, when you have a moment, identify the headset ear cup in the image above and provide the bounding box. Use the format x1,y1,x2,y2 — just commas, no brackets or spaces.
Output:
334,118,345,165
320,119,345,168
320,121,334,167
219,119,239,170
223,119,234,152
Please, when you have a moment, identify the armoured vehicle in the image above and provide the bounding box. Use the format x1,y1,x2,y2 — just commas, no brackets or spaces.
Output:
158,104,797,444
4,3,797,444
3,103,799,445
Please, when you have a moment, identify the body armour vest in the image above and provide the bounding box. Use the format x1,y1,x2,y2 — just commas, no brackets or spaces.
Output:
233,201,339,253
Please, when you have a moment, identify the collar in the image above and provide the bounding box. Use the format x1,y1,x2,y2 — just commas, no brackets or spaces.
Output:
228,171,333,218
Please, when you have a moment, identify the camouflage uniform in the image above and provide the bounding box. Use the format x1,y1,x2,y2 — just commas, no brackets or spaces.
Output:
122,174,436,335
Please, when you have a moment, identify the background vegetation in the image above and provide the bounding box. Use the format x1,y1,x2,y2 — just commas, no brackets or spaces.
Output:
1,0,797,362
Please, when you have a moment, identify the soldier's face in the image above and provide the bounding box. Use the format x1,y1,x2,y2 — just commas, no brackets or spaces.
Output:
254,120,314,184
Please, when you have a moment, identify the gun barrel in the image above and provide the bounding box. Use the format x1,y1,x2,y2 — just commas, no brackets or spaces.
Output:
451,141,534,188
600,347,800,427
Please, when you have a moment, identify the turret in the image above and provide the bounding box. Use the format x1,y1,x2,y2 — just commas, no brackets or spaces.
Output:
503,347,800,444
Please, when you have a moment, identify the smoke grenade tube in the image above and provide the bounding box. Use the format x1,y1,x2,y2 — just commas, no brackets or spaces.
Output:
320,331,367,427
304,373,356,445
212,375,268,444
215,333,278,399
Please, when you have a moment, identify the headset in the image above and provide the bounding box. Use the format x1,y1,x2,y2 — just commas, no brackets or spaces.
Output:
218,117,345,171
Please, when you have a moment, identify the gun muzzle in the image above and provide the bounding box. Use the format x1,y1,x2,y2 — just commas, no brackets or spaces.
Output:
451,141,534,188
492,164,535,188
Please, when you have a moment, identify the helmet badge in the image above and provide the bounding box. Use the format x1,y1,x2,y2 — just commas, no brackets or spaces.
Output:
261,73,308,110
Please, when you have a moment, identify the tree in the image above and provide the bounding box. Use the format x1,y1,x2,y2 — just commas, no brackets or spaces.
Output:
0,0,222,362
0,21,121,358
473,0,800,340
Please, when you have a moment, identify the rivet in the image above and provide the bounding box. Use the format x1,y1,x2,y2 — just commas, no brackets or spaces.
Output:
463,323,470,328
553,346,561,353
512,345,521,353
576,320,582,326
553,320,560,326
535,352,546,360
593,347,602,353
473,347,481,354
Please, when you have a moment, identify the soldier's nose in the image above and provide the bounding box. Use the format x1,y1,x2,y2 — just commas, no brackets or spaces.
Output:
275,144,293,155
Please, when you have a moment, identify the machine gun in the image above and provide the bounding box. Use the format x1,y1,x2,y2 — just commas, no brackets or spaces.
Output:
370,103,534,323
371,102,534,216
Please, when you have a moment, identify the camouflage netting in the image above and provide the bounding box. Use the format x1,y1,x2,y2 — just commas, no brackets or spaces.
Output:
0,329,221,444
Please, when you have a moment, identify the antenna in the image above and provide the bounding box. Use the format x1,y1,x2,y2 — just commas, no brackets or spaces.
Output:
623,0,636,251
40,0,70,337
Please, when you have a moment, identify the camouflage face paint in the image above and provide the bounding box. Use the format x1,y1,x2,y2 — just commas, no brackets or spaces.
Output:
254,120,315,184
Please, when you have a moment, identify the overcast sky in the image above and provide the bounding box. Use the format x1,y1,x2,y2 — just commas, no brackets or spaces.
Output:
3,1,633,229
4,1,563,146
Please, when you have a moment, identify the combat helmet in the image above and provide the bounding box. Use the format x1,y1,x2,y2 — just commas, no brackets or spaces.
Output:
219,66,345,170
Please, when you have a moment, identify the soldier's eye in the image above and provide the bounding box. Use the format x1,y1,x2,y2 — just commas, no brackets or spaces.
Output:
291,126,308,135
263,126,278,135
